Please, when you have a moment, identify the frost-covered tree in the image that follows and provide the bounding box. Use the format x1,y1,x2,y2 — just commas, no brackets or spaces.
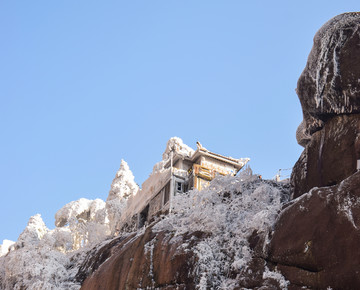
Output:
106,160,139,236
107,159,138,201
154,172,291,288
16,214,49,248
0,215,80,289
0,161,141,289
55,198,109,250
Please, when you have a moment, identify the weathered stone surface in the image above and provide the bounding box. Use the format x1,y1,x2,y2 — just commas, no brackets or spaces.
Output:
273,12,360,289
292,12,360,198
268,171,360,289
292,114,360,199
79,228,207,289
75,233,136,284
297,12,360,138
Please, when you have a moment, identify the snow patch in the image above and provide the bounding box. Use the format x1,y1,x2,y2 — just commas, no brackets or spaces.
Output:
337,194,360,229
263,266,290,289
154,172,290,288
0,240,15,257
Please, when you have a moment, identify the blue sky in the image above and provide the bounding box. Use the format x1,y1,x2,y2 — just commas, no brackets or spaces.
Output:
0,1,358,242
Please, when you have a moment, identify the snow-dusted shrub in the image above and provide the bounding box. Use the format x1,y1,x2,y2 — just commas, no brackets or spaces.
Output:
2,244,78,290
154,172,290,289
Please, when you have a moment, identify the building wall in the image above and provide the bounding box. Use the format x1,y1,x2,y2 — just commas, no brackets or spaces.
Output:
120,152,243,231
201,156,237,175
148,190,163,220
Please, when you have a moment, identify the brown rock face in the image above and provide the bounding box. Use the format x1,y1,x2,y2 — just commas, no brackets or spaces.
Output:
270,12,360,289
297,12,360,138
292,114,360,199
268,171,360,289
292,12,360,198
80,228,207,289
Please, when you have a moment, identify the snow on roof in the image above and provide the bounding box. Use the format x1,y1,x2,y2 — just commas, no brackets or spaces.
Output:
161,137,250,171
162,137,195,161
191,147,250,169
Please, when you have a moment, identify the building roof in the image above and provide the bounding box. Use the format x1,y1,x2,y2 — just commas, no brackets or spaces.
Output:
165,145,250,172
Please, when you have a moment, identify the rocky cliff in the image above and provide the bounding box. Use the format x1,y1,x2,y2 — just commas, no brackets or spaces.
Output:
1,12,360,290
266,12,360,289
78,176,291,289
78,12,360,290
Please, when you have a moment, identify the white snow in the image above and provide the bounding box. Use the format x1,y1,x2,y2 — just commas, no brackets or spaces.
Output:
0,214,81,289
0,240,15,257
337,193,360,229
107,159,139,201
106,160,139,235
144,237,156,288
54,198,109,250
0,159,141,289
154,171,290,288
162,136,194,161
0,138,290,289
263,266,290,289
16,214,49,247
0,198,111,288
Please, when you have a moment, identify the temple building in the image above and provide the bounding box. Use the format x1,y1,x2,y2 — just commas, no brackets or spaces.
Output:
120,138,250,230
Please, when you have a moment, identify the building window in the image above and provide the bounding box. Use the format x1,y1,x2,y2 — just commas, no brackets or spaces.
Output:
176,181,183,192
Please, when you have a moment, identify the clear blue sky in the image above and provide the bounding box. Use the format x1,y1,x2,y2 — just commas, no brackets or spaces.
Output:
0,1,358,242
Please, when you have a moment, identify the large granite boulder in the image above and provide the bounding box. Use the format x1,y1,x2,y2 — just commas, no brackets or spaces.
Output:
269,13,360,289
268,171,360,289
292,12,360,198
297,12,360,138
79,228,206,289
292,114,360,198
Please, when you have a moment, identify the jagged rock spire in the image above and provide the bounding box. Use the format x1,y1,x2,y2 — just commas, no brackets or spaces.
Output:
107,160,139,202
16,214,49,247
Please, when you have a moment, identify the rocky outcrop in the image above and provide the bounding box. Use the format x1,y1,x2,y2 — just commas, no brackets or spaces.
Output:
77,177,292,289
76,13,360,290
268,171,360,289
268,12,360,289
292,114,360,198
292,12,360,198
296,12,360,138
78,227,289,290
79,228,206,289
